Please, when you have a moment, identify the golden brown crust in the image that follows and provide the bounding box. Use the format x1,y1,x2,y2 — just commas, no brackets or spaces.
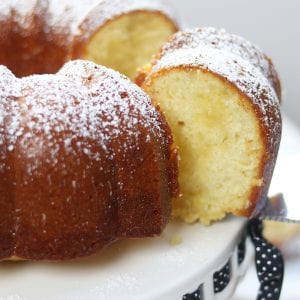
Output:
0,60,179,260
0,0,61,77
264,55,282,101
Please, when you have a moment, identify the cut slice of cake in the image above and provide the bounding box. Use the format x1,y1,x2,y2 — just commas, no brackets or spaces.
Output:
0,0,178,80
73,0,178,80
138,27,281,224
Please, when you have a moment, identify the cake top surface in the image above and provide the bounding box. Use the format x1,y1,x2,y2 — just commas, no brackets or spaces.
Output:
1,0,176,36
0,60,169,175
47,0,99,34
156,27,281,99
0,0,37,18
0,0,41,29
0,0,177,44
75,0,177,39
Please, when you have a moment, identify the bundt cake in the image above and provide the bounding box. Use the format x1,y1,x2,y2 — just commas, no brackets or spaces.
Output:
0,60,178,260
0,0,178,80
138,27,282,224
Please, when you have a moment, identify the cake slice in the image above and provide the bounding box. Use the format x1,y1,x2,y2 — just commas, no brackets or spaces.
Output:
74,0,178,80
138,27,281,224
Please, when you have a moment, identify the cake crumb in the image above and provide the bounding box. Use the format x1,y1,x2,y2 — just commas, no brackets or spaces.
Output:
169,235,183,246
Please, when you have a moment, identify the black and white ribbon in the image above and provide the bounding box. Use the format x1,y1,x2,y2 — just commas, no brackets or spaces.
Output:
183,219,284,300
248,219,284,300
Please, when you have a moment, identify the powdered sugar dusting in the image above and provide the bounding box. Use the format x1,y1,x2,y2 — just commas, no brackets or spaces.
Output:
47,0,99,37
0,0,37,20
77,0,177,39
159,28,280,98
0,0,40,30
45,0,177,47
0,0,177,54
0,60,169,177
0,66,22,171
47,0,176,34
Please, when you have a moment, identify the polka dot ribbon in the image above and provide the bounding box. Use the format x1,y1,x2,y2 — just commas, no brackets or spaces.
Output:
248,218,284,300
183,219,284,300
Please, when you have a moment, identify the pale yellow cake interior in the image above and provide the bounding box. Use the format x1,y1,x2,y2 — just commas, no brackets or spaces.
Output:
264,221,300,245
83,12,176,80
144,68,264,224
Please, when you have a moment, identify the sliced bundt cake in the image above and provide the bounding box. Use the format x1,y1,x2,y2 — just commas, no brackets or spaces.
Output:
138,27,281,224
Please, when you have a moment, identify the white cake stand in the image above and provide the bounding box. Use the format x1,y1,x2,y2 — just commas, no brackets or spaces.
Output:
0,217,253,300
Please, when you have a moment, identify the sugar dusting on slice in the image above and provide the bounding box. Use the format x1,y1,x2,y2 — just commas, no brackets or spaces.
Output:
159,28,280,98
76,0,177,39
0,0,177,49
150,27,281,153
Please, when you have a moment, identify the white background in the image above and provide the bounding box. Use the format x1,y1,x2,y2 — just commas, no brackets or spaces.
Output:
169,0,300,126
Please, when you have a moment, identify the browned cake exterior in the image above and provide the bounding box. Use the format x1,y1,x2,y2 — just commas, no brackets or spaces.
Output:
138,27,281,221
0,60,178,260
0,0,68,76
0,0,177,77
